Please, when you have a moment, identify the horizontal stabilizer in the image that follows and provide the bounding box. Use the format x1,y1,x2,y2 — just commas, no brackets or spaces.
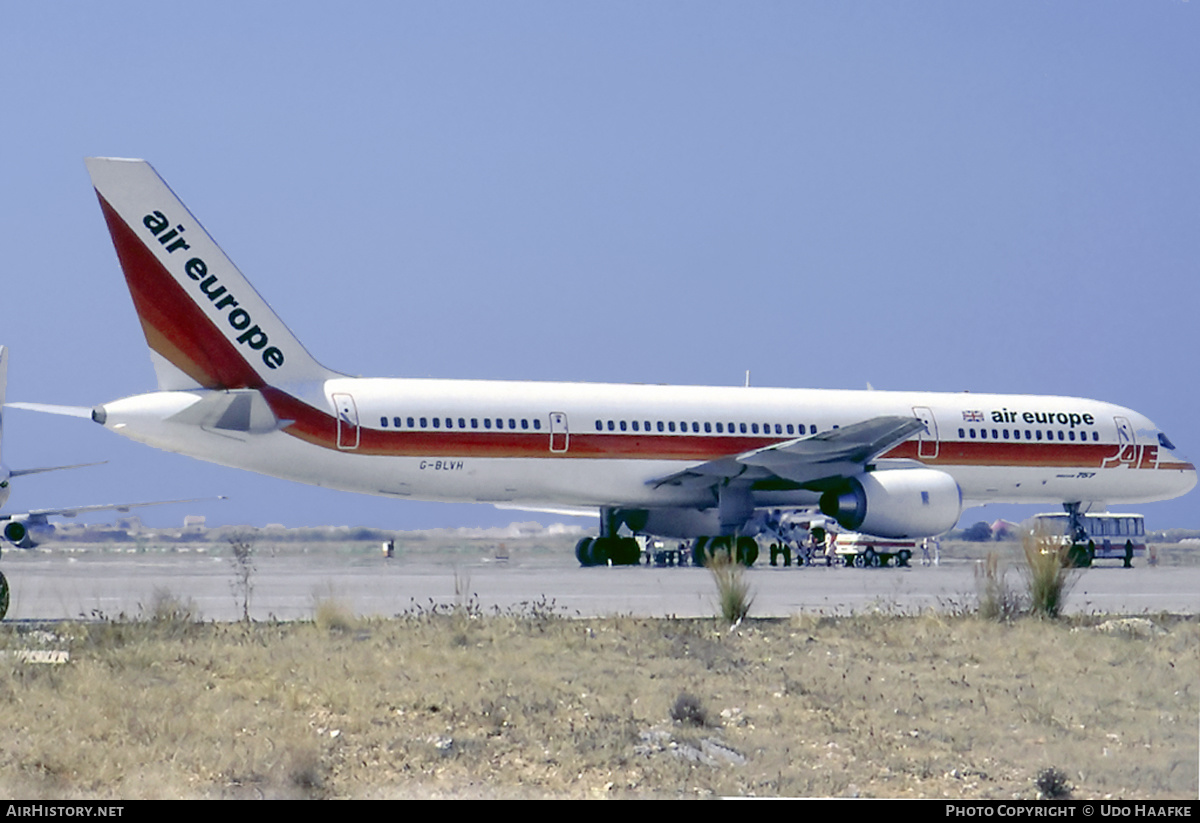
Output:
6,402,95,419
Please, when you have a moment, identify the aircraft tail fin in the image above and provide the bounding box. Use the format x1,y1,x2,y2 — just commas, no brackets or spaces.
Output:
85,158,341,392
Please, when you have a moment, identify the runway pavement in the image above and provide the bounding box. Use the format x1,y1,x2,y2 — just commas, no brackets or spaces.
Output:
2,547,1196,621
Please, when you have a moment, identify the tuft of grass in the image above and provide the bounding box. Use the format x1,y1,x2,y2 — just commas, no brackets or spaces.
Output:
1035,766,1073,799
705,549,754,625
228,533,257,622
313,598,357,633
670,692,710,727
1021,525,1078,618
975,552,1021,621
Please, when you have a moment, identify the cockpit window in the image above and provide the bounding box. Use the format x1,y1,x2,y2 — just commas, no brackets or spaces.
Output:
1158,432,1177,451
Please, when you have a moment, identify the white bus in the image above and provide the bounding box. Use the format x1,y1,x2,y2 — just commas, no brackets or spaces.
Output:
1032,513,1147,568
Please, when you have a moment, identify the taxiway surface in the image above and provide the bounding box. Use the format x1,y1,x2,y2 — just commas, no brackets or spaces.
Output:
3,548,1196,621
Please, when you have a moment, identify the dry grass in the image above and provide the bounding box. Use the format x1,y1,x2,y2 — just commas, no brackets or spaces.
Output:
705,550,754,624
1022,525,1079,618
0,611,1194,799
974,553,1021,622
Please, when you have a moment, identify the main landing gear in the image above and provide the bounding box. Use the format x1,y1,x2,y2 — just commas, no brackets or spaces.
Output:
574,536,642,566
692,536,758,567
0,570,8,620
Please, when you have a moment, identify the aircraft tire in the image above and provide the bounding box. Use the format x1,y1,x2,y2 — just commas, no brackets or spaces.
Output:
897,550,911,567
615,537,641,565
735,536,758,567
692,537,710,567
589,537,616,566
852,553,866,568
575,537,595,567
0,571,8,621
864,548,881,568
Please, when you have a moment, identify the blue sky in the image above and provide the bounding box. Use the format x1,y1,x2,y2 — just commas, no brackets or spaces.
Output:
2,2,1197,531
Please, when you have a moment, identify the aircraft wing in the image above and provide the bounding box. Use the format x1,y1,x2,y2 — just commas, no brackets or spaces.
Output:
8,462,106,479
649,416,926,490
2,497,225,522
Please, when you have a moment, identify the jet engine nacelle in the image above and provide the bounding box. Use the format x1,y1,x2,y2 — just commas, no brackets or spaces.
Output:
3,518,53,549
819,469,962,538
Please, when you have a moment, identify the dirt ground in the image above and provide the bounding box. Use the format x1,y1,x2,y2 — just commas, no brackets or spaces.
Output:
0,606,1194,799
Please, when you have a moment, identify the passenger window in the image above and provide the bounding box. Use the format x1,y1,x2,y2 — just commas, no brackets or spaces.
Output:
533,419,541,430
471,419,479,429
716,422,724,433
496,419,504,429
407,417,415,428
751,423,759,434
394,417,402,428
740,423,747,434
445,418,452,428
607,420,614,431
380,417,388,427
420,417,427,428
485,419,492,429
668,422,676,432
620,421,627,431
508,419,516,429
432,418,440,428
958,428,965,438
657,421,665,432
632,421,639,432
704,422,711,433
459,418,466,429
521,419,529,430
692,422,699,433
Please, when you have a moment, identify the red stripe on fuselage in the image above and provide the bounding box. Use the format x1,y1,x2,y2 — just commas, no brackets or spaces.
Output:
97,193,263,391
255,390,1190,471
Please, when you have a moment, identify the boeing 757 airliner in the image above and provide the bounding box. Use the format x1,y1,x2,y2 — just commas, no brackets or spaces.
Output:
34,158,1196,566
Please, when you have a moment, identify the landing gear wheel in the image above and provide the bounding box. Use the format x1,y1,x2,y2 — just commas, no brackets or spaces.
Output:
575,537,596,567
852,553,866,568
735,536,758,567
863,548,880,568
896,549,912,568
615,537,641,565
589,537,615,565
0,571,9,621
692,536,711,567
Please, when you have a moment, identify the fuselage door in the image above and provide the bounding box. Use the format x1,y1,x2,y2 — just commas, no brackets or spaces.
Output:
912,406,939,459
549,412,569,453
333,393,360,450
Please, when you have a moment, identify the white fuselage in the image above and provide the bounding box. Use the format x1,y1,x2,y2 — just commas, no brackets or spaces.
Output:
97,378,1197,515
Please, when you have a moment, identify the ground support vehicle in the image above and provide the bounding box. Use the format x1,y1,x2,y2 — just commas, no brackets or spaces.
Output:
829,532,917,568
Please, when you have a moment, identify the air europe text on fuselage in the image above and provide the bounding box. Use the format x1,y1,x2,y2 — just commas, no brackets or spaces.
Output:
989,408,1095,429
141,210,285,371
